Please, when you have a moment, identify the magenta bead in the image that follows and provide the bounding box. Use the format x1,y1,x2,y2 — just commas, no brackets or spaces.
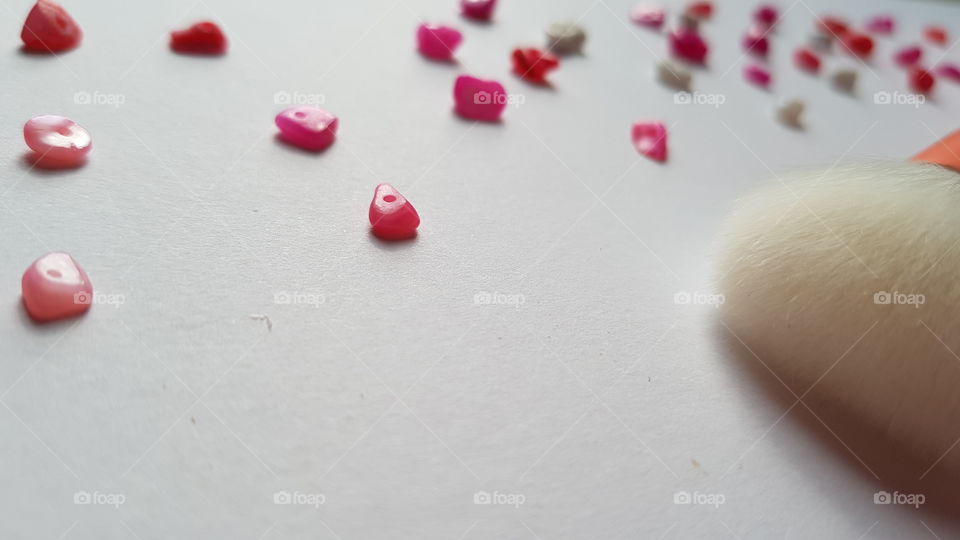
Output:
631,122,668,162
21,252,93,322
461,0,496,21
866,14,894,34
937,63,960,82
743,26,769,57
754,4,778,27
275,106,338,151
453,75,507,122
744,64,771,87
416,24,462,60
23,115,91,168
894,45,922,67
669,28,708,63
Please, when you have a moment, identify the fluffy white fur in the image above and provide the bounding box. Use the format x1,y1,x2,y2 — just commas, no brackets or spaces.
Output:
716,161,960,475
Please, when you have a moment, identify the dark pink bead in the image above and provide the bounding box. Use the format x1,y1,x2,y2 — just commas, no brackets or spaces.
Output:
668,28,708,64
754,4,778,27
744,64,771,87
893,45,922,67
936,63,960,82
743,26,769,57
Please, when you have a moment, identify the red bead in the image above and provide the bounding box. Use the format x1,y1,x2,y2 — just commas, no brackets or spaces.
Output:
686,1,713,19
841,32,873,58
369,184,420,240
925,26,948,46
170,21,227,55
754,4,778,27
511,48,560,84
20,0,82,53
669,28,709,64
816,15,848,37
794,47,821,73
910,67,935,94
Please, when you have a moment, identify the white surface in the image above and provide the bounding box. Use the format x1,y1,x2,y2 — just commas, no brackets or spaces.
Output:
1,0,960,538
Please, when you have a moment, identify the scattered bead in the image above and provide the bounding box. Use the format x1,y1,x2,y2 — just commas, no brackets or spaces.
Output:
417,24,462,61
743,26,769,57
453,75,507,122
777,99,805,128
841,32,873,58
21,252,93,322
275,107,338,151
936,63,960,83
668,28,708,64
816,16,848,38
794,47,821,73
744,64,771,88
511,48,559,85
910,67,935,94
893,45,922,67
369,184,420,240
685,1,712,20
20,0,82,52
23,115,91,168
545,22,586,55
630,4,665,29
631,122,668,163
658,60,692,91
925,26,948,46
831,68,857,93
866,15,894,34
809,32,832,53
461,0,496,21
170,21,227,55
754,4,778,28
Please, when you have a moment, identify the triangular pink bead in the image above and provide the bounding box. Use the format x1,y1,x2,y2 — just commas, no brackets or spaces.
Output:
631,122,668,162
21,252,93,322
369,184,420,240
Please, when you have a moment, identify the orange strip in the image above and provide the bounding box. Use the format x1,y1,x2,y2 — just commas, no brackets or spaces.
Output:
912,129,960,172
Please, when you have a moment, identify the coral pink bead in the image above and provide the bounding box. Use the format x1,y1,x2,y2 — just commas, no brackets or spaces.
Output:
631,122,668,163
894,45,922,67
669,28,708,64
754,4,778,27
630,4,665,29
743,26,769,57
453,75,507,122
685,1,712,19
369,184,420,240
511,47,560,84
794,47,821,73
275,106,338,151
22,252,93,322
461,0,496,21
910,67,935,94
816,15,849,38
744,64,771,87
23,115,91,168
20,0,82,52
417,24,462,60
866,15,894,34
925,26,948,46
170,21,227,55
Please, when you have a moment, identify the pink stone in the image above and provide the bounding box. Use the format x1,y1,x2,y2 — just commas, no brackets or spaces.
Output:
754,4,778,27
669,28,708,64
866,15,894,34
275,106,338,151
744,64,771,87
23,115,91,168
743,26,769,57
21,252,93,322
417,24,462,60
631,122,667,162
461,0,496,21
369,184,420,240
630,4,665,29
936,63,960,83
453,75,507,122
894,45,922,67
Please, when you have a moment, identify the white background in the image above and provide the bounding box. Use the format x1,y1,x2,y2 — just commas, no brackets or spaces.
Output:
1,0,960,538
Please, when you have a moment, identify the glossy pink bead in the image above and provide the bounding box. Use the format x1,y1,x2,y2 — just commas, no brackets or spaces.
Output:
275,106,338,151
461,0,496,21
417,24,462,60
22,252,93,322
743,26,769,57
369,184,420,240
23,115,91,168
630,4,665,29
744,64,771,87
453,75,507,122
866,15,894,34
894,45,922,67
669,28,708,64
631,122,668,163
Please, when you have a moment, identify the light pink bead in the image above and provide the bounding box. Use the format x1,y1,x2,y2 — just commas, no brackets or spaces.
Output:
630,4,665,29
453,75,507,122
275,106,338,151
417,24,462,60
631,122,668,162
21,252,93,322
866,14,894,34
23,115,91,168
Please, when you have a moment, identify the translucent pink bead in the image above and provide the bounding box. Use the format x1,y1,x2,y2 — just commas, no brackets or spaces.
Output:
453,75,507,122
743,26,769,57
866,15,894,34
275,106,338,151
669,28,708,63
631,122,668,162
744,64,771,87
630,4,665,29
23,115,91,168
461,0,496,21
21,252,93,322
417,24,462,60
894,45,922,67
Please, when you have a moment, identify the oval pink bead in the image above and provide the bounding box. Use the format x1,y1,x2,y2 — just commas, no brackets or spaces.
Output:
754,4,778,27
23,115,91,168
21,252,93,322
894,45,922,67
461,0,496,21
453,75,507,122
866,14,894,34
417,24,462,60
630,4,666,29
744,64,772,87
937,63,960,82
275,106,338,151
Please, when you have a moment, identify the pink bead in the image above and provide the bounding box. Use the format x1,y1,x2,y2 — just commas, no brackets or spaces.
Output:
23,115,91,168
369,184,420,240
417,24,462,60
461,0,496,21
630,4,665,29
744,64,771,87
669,28,708,64
21,252,93,322
936,63,960,82
754,4,778,27
866,14,894,34
743,26,769,57
894,45,922,67
631,122,668,163
453,75,507,122
275,106,338,151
